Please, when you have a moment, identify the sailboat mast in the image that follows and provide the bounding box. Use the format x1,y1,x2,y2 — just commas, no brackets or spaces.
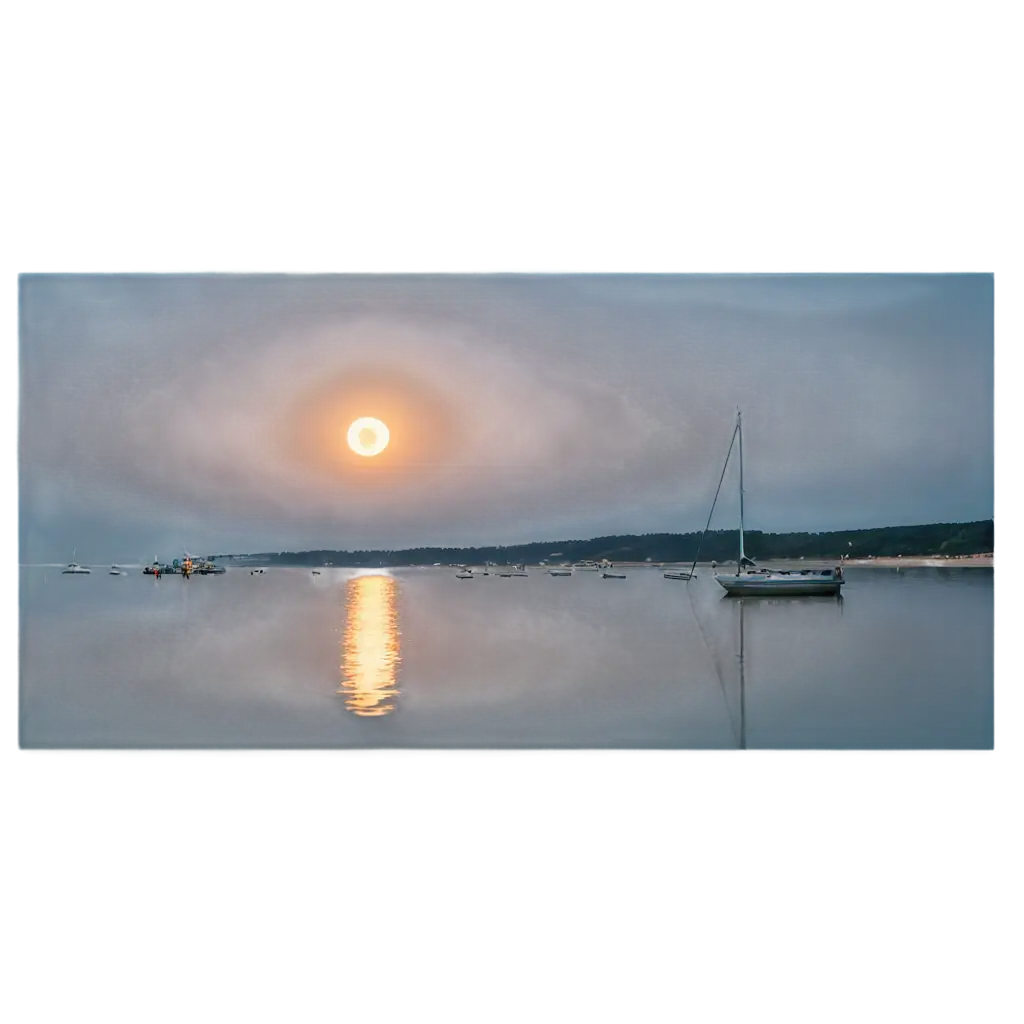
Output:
737,410,746,568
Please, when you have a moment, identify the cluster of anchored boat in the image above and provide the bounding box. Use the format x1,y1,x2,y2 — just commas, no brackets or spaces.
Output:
62,555,226,577
448,563,844,593
454,561,629,579
141,557,226,577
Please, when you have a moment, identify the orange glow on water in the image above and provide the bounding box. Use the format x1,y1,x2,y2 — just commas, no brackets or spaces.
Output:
338,575,401,716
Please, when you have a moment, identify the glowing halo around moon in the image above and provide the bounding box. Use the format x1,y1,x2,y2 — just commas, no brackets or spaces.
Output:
346,416,390,457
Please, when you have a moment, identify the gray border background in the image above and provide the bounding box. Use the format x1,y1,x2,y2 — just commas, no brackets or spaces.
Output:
0,9,1019,1024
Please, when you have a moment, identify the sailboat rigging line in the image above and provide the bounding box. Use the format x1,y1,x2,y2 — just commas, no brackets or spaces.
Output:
686,577,742,749
687,418,741,579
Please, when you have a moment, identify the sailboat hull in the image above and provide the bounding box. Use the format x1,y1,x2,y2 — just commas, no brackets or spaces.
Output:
716,573,843,596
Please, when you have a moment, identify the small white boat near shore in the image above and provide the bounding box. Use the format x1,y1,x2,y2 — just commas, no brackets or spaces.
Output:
60,552,90,577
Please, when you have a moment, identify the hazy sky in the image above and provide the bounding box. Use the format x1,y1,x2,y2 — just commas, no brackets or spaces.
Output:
19,274,993,562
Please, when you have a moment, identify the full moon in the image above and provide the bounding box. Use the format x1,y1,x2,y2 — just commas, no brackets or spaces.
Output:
346,416,390,457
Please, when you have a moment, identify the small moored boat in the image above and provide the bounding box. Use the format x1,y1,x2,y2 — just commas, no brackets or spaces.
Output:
62,549,91,574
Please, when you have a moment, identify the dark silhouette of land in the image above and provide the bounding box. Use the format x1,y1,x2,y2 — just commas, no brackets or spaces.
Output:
215,519,993,567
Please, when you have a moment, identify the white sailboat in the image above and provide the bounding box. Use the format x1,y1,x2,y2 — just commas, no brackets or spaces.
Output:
62,550,91,574
714,411,845,597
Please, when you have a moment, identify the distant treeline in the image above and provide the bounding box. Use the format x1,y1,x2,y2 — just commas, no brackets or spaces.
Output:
216,519,993,567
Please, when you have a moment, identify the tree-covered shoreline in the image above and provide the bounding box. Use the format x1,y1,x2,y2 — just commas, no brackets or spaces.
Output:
215,519,993,567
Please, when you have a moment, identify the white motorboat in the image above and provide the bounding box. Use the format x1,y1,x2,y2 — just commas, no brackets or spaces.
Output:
109,566,125,575
61,552,91,577
455,570,474,579
713,411,845,597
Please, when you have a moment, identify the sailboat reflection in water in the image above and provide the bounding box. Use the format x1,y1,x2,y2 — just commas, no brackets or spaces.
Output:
338,574,402,717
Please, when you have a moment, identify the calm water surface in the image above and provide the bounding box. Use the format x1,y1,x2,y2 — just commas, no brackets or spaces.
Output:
19,565,993,748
